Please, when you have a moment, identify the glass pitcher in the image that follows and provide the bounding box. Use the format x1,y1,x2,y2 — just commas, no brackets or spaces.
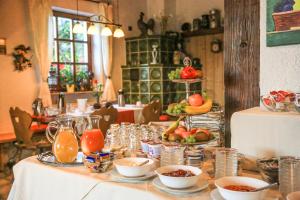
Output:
46,116,79,163
81,116,104,155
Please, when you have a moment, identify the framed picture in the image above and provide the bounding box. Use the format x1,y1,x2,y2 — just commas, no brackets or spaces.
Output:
267,0,300,46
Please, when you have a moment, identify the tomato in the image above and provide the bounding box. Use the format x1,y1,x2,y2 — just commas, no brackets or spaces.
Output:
263,98,272,106
159,115,170,121
188,94,204,106
81,129,104,155
270,91,278,95
174,126,187,135
180,66,197,79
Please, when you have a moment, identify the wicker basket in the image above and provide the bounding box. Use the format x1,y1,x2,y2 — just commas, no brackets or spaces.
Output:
272,10,300,31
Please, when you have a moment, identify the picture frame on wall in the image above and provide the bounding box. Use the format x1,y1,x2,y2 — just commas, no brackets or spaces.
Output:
267,0,300,46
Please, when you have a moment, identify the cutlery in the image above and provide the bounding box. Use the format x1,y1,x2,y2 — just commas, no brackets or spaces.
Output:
252,182,278,192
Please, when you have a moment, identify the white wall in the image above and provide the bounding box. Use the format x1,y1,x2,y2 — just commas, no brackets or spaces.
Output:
260,1,300,95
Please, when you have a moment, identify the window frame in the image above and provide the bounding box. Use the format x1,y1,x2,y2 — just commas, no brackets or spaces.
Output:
51,11,93,91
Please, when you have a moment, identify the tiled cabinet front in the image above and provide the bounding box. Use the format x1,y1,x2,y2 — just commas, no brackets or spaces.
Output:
122,35,201,108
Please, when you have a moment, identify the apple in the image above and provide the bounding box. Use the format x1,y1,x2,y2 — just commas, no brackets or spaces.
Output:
181,131,192,139
81,129,104,155
188,94,204,106
174,126,186,135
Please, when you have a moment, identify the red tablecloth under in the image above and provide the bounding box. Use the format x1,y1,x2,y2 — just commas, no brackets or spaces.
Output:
116,109,135,124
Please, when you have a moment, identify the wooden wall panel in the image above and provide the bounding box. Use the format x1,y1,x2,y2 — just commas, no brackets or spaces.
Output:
185,33,224,106
224,0,260,147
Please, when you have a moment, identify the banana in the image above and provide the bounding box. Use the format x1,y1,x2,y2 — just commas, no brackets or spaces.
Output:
184,99,213,115
162,116,184,139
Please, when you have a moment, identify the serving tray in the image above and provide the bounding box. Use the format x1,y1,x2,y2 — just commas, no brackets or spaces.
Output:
37,151,84,167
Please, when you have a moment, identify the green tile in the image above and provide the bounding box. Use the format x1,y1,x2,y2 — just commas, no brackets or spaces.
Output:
150,68,162,80
150,81,162,93
140,94,150,104
150,94,162,102
140,81,149,93
130,40,138,52
140,68,149,80
122,81,130,93
131,81,139,93
131,94,140,104
122,69,130,80
140,52,148,65
139,39,148,51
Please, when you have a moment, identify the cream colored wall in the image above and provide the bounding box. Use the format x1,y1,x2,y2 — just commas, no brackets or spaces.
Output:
0,0,39,133
111,0,147,92
0,0,100,134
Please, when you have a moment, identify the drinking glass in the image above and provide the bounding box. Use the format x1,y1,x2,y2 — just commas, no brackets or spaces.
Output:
215,148,238,178
160,144,185,166
105,124,121,150
120,122,130,147
279,156,300,198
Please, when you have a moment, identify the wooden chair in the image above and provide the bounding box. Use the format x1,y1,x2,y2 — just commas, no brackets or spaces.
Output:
91,106,118,137
9,107,50,162
142,100,162,124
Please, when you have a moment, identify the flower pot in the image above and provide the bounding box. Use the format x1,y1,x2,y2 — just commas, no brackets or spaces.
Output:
66,84,75,93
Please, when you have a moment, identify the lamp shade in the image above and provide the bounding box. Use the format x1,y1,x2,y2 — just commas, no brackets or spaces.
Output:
101,26,112,36
73,22,85,34
87,23,98,35
113,28,125,38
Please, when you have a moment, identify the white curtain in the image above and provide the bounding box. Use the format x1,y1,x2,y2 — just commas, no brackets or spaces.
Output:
92,3,116,102
28,0,53,106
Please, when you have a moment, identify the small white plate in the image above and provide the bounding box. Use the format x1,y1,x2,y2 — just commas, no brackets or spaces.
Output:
152,177,208,195
110,169,156,182
210,189,225,200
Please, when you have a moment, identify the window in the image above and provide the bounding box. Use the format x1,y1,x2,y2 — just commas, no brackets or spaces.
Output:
49,11,92,92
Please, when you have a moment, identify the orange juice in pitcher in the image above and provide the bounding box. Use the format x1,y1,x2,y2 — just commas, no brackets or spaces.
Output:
46,117,79,163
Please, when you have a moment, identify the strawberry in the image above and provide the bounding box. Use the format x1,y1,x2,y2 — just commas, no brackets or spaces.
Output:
263,98,272,106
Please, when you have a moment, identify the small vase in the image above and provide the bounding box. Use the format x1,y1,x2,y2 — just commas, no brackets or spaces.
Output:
66,84,75,93
93,96,101,109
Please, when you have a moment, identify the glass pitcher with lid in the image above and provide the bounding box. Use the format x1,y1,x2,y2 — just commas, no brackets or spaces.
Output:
46,116,79,163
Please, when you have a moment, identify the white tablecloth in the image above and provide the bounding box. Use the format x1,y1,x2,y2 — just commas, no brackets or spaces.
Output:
8,156,281,200
66,104,144,124
8,157,212,200
231,107,300,158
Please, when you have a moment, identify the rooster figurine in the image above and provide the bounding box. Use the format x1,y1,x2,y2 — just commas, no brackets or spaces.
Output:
137,12,155,36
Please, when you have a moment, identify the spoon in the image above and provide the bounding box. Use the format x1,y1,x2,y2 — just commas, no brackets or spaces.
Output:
136,160,149,166
251,182,278,192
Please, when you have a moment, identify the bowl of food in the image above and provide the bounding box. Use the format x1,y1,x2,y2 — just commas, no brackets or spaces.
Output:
155,165,202,189
113,157,154,177
215,176,269,200
257,158,278,183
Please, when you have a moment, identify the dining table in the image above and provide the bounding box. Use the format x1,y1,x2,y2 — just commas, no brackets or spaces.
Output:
66,104,145,124
8,156,281,200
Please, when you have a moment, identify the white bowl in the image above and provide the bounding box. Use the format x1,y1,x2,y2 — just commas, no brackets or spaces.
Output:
287,191,300,200
113,157,154,177
155,165,202,189
215,176,269,200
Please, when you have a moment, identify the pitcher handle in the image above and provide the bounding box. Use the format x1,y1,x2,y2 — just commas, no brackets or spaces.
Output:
46,121,58,143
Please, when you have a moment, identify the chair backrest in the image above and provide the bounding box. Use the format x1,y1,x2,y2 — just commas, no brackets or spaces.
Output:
91,106,118,137
9,107,33,144
142,100,161,124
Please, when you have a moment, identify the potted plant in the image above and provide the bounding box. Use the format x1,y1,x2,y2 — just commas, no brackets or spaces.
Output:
60,66,75,93
76,71,89,91
92,80,103,109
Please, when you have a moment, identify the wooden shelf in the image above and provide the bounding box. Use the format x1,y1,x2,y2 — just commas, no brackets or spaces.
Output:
182,27,224,38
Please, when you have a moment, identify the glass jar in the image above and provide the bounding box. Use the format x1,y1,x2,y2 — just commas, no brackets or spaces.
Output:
160,144,185,166
279,156,300,198
215,148,238,178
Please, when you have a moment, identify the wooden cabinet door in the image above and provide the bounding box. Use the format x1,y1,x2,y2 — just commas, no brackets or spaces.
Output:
224,0,260,147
